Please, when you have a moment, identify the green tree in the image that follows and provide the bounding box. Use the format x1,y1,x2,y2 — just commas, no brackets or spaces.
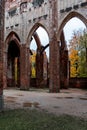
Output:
78,30,87,77
69,29,87,77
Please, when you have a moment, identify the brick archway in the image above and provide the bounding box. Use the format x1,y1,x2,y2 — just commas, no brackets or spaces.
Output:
58,11,87,40
4,32,21,88
27,23,49,89
5,31,21,50
57,11,87,89
27,23,49,47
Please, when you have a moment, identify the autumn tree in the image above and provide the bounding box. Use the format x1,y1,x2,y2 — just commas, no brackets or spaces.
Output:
69,29,87,77
69,32,80,77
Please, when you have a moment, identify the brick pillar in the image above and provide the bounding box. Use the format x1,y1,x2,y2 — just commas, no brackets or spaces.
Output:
49,40,60,92
20,45,30,90
64,50,69,88
0,0,5,111
36,48,43,88
60,50,69,88
49,1,60,92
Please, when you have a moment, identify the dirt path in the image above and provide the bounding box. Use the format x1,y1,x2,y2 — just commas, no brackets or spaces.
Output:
3,88,87,118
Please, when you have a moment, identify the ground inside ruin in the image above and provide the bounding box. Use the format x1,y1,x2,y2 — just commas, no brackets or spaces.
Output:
3,88,87,118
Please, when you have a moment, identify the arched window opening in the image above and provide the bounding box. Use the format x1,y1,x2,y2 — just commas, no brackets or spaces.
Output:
29,26,49,89
62,17,87,89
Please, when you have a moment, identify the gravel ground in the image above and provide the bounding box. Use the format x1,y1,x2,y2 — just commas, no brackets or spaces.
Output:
3,88,87,118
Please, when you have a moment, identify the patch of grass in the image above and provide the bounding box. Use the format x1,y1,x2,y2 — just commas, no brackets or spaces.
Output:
0,109,87,130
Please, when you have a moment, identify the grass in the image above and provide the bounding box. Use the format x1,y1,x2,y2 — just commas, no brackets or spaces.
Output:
0,109,87,130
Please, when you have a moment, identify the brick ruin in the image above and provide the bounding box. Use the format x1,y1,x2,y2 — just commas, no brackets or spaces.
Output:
0,0,87,93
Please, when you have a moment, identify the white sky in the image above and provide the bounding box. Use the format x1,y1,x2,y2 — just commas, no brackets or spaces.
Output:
64,17,86,44
30,27,49,57
30,17,86,58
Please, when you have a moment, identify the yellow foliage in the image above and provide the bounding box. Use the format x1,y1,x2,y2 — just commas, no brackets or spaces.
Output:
30,52,36,78
70,67,76,77
69,49,79,77
31,67,36,78
69,49,78,60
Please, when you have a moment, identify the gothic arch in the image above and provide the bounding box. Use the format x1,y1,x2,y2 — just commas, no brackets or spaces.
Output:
5,31,21,50
26,23,49,88
58,11,87,40
4,31,21,88
57,11,87,87
27,23,49,48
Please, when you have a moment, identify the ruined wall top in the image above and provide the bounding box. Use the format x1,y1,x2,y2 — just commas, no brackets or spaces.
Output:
5,0,47,10
5,0,87,15
5,0,87,42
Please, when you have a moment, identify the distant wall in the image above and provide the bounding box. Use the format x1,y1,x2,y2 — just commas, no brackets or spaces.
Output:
69,78,87,89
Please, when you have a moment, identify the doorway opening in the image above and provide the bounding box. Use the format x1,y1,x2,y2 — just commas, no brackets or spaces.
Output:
7,41,20,88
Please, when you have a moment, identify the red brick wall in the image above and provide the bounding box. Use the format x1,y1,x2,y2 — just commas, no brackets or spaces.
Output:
0,0,5,94
69,78,87,89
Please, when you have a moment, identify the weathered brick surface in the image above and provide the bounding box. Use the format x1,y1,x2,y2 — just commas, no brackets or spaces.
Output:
3,0,87,92
20,45,30,90
0,0,5,110
0,1,5,89
49,1,60,92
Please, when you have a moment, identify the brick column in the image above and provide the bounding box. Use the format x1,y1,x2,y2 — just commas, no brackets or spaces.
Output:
36,49,43,88
60,50,69,88
20,45,30,90
64,50,69,88
49,0,60,92
0,0,5,111
49,40,60,92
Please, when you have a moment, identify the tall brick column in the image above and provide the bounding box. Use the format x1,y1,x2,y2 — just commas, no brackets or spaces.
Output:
0,0,5,111
60,50,69,88
60,31,69,88
20,45,30,90
49,0,60,92
36,48,43,88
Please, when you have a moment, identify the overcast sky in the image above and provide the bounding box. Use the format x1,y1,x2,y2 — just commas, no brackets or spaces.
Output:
64,17,86,44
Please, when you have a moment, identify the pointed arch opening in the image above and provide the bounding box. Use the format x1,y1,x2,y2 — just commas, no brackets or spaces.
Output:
5,32,20,88
27,24,49,89
58,11,87,89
